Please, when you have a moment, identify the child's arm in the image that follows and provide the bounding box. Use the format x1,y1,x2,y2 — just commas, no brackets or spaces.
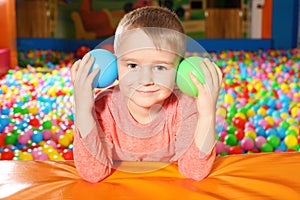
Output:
178,58,222,181
73,124,113,183
71,54,113,183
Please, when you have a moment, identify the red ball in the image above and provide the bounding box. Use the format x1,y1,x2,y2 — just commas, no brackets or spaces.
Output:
29,118,40,128
232,117,246,129
234,129,245,141
1,148,14,160
0,134,5,147
62,149,74,160
229,145,243,154
76,46,91,59
100,44,114,54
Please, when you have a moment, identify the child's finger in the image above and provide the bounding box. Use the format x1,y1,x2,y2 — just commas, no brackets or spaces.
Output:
203,58,219,88
86,67,100,86
188,72,205,91
71,59,81,84
77,53,93,79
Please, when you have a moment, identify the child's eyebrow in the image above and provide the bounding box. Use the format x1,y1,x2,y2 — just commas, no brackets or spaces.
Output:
119,57,175,65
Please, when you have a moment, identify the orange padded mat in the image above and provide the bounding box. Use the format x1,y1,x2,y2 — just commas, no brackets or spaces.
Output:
1,152,300,200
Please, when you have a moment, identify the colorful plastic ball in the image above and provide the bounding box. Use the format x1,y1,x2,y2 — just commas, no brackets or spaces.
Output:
284,134,298,147
5,133,18,145
42,120,53,130
42,129,52,140
245,130,257,140
224,134,237,146
255,136,267,149
267,135,280,148
62,149,74,160
216,141,226,154
100,44,114,53
176,57,205,97
18,133,31,144
219,131,227,142
224,94,235,105
229,145,243,154
0,134,5,147
276,141,287,152
19,152,33,160
232,117,246,129
234,129,245,141
1,148,14,160
76,46,91,59
216,107,227,118
285,129,298,137
260,143,274,152
88,49,118,89
31,131,43,143
241,137,255,151
58,134,71,147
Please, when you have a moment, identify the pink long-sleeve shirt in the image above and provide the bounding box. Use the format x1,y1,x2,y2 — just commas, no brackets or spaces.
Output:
73,86,216,183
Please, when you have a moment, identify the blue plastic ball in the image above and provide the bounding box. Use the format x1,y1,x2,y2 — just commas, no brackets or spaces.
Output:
89,49,118,88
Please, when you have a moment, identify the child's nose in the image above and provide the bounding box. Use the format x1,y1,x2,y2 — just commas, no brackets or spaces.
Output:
138,66,154,86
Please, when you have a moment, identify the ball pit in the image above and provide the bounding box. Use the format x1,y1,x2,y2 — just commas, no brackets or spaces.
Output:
0,49,299,160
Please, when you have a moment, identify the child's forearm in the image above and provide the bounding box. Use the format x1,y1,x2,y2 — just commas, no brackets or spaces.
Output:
75,109,97,138
73,128,113,183
194,114,216,158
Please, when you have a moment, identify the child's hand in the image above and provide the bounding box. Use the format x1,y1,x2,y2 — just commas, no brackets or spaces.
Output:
188,58,222,117
71,53,100,113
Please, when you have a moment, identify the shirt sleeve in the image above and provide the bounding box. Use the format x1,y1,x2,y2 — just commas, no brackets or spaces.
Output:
174,92,216,181
73,90,115,183
178,143,216,181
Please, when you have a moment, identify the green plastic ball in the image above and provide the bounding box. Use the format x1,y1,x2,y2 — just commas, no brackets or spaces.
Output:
176,57,205,97
267,135,280,148
260,143,274,152
225,134,237,146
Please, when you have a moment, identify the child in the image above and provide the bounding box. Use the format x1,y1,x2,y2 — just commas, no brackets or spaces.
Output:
71,6,222,183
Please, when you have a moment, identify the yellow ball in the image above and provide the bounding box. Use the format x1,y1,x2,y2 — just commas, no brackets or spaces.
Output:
20,152,33,160
235,112,246,120
49,154,64,161
284,135,298,147
257,108,266,117
58,135,71,147
280,112,289,119
288,126,299,135
291,107,299,118
216,107,227,118
245,130,257,139
265,116,275,125
224,94,234,104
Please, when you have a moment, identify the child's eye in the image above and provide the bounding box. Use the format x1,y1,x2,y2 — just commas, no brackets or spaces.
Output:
153,65,168,71
128,63,138,69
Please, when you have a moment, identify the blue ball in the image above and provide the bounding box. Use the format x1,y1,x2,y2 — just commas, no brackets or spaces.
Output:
89,49,118,88
32,131,43,143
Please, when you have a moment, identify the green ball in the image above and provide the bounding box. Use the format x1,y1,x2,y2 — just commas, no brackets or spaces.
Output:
225,134,237,146
260,143,274,152
5,133,18,145
42,120,53,130
267,135,280,148
176,57,205,97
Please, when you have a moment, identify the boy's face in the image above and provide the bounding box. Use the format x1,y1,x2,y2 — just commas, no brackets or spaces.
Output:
116,29,181,108
118,49,180,108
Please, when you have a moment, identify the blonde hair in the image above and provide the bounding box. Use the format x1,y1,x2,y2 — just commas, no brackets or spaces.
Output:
114,6,186,57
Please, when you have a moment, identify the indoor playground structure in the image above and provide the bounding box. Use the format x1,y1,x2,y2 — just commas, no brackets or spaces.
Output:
1,0,300,199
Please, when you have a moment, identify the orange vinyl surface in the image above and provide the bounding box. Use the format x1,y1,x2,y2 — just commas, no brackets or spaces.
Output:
1,152,300,200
